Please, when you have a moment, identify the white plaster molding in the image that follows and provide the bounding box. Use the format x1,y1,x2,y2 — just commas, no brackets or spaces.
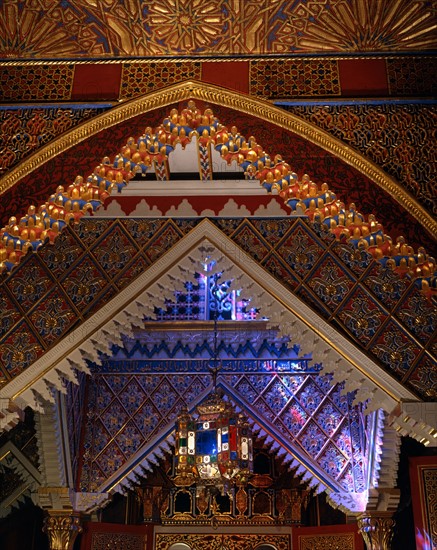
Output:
71,491,111,513
165,199,198,217
374,413,401,489
0,399,21,431
92,199,127,217
34,406,67,488
217,198,251,217
253,200,290,216
115,180,260,197
390,402,437,447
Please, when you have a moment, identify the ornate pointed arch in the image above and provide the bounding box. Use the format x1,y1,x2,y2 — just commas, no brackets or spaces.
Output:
0,80,435,238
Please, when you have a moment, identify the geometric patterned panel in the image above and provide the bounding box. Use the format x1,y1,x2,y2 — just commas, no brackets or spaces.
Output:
155,533,291,550
79,343,367,494
228,372,366,492
0,217,435,401
66,371,87,487
250,58,340,98
79,371,210,491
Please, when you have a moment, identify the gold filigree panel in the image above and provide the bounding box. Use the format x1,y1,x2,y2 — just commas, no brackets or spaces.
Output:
0,1,436,59
250,59,340,98
91,532,146,550
298,533,355,550
155,533,290,550
120,62,201,99
387,57,437,96
0,65,74,101
423,468,437,547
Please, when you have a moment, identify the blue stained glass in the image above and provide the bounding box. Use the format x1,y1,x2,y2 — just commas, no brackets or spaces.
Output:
196,430,218,456
230,451,237,460
222,432,229,444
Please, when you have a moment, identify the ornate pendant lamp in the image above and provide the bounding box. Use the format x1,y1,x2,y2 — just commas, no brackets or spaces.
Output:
173,317,253,493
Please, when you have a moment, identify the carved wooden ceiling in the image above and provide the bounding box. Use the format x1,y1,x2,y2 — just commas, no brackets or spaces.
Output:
1,0,436,59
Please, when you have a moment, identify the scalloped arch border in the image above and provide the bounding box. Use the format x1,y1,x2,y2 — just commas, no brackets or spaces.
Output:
0,80,435,238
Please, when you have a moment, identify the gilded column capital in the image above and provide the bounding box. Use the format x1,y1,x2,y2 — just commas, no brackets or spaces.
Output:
357,511,396,550
43,511,83,550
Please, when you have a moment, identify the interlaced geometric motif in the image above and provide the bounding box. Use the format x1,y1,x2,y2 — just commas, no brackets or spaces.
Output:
227,372,366,492
120,62,201,99
0,106,107,175
1,1,434,57
80,371,210,491
79,359,367,494
0,217,434,399
0,65,74,101
250,59,340,98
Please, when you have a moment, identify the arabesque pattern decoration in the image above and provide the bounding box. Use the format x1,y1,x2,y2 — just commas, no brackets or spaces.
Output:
90,532,145,550
120,62,202,99
1,0,435,58
250,59,340,98
298,533,355,550
0,103,435,398
286,103,437,217
0,106,110,175
0,65,74,101
80,351,366,492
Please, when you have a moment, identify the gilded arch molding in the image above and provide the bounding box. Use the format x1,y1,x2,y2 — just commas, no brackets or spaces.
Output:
0,80,435,238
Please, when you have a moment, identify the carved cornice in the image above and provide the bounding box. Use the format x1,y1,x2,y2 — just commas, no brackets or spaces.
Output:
0,81,434,238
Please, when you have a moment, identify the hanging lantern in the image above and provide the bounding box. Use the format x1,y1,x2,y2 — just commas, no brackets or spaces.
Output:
174,390,253,491
174,296,253,493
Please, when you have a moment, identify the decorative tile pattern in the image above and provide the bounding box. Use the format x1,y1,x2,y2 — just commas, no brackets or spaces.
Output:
0,287,20,339
0,65,74,101
307,255,355,311
337,287,388,345
362,262,410,309
0,321,44,377
406,353,437,400
395,287,436,344
29,287,76,345
93,224,138,280
120,62,201,99
232,222,270,262
250,59,340,98
144,223,183,262
262,253,300,292
277,222,325,279
372,320,422,377
39,227,85,277
287,103,437,219
388,57,437,96
300,421,327,457
80,370,210,491
5,255,53,311
62,256,109,312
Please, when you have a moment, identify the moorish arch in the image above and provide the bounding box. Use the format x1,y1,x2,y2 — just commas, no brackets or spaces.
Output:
0,86,436,545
